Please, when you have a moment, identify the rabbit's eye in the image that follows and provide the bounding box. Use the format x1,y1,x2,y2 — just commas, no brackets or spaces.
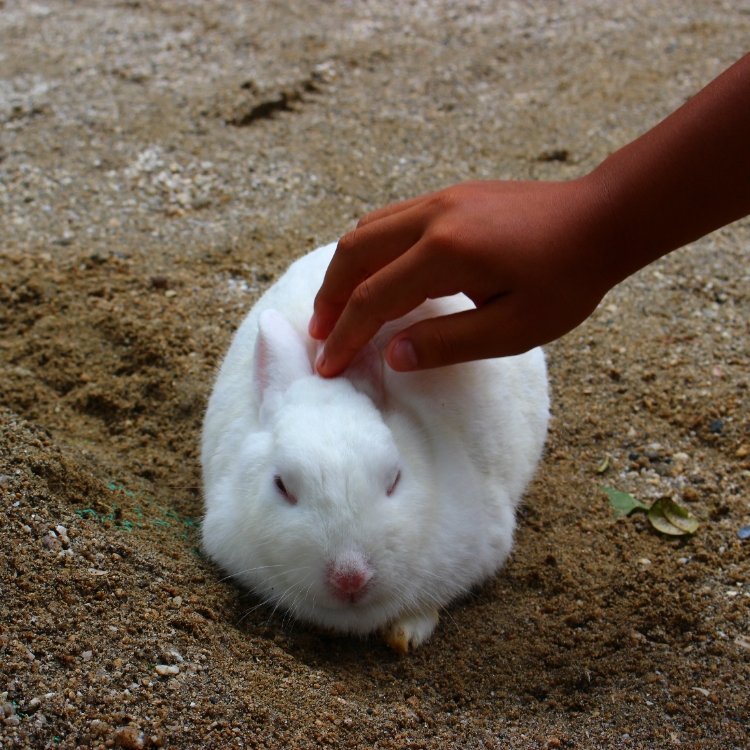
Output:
386,469,401,497
274,475,297,505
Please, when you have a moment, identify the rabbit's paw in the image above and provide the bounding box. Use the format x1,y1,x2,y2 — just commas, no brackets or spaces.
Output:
382,609,440,654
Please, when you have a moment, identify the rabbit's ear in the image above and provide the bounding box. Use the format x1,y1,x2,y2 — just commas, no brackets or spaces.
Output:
254,309,312,412
344,341,385,408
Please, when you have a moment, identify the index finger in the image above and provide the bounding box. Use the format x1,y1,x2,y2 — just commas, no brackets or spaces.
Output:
310,203,426,340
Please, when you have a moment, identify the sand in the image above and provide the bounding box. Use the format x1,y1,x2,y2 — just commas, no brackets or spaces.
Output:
1,1,748,748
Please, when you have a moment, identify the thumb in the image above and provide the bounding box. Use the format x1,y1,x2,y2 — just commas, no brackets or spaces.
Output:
384,300,533,371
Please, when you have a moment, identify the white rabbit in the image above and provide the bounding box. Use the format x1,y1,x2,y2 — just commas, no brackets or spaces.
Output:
201,242,549,652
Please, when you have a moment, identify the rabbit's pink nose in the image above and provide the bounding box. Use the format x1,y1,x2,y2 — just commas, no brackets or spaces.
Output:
327,563,373,603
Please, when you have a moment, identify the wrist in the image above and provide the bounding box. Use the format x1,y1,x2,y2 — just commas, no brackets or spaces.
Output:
575,157,668,295
558,168,633,301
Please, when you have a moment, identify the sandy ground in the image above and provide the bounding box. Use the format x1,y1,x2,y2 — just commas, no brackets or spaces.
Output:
1,1,749,748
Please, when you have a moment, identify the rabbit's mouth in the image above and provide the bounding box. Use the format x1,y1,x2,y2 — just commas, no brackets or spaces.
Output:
329,583,373,606
300,576,402,631
326,559,374,605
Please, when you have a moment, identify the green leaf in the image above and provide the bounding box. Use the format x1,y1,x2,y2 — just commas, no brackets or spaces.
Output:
647,497,700,536
603,486,649,517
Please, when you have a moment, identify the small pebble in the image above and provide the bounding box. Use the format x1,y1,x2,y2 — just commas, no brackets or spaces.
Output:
113,725,144,749
682,487,700,502
43,533,62,552
150,276,169,290
89,719,110,737
708,419,724,435
155,664,180,676
55,525,70,546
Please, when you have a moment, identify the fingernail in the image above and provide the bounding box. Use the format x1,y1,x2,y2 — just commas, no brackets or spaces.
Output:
315,347,327,374
308,313,321,339
389,338,418,371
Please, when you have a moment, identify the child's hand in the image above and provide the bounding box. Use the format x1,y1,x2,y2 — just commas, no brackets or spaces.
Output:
310,177,612,375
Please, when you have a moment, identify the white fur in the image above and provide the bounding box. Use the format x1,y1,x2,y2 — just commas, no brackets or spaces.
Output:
201,242,549,646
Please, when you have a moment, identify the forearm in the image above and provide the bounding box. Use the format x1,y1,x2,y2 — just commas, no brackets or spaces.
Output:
586,52,750,289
